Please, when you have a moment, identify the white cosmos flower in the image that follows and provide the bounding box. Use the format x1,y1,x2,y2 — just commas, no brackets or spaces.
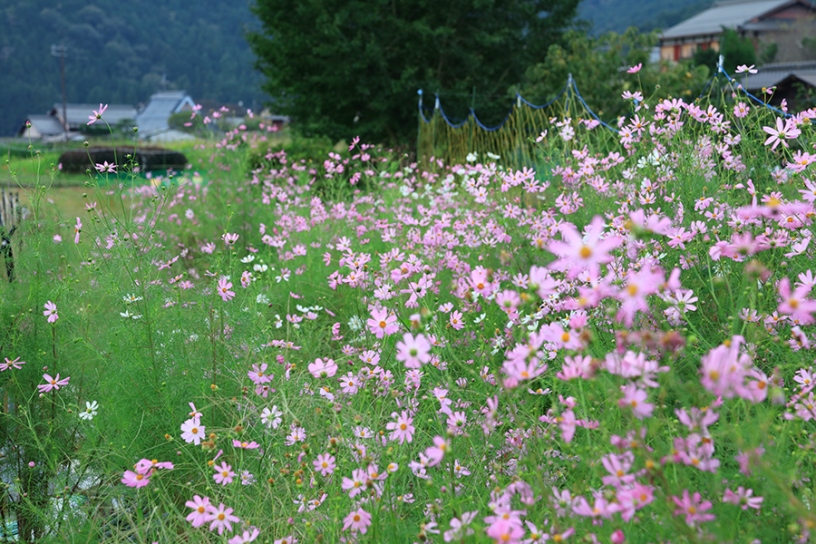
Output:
241,255,255,263
79,401,98,421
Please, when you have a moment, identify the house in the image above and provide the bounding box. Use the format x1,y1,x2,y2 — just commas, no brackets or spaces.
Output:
51,103,137,132
738,60,816,108
135,91,196,142
659,0,816,63
17,103,137,141
17,115,65,141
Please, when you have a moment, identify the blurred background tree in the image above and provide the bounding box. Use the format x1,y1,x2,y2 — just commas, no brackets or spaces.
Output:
517,28,710,121
692,28,757,74
247,0,582,145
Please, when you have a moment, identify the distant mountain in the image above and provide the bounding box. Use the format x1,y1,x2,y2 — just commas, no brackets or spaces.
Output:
0,0,266,136
578,0,713,35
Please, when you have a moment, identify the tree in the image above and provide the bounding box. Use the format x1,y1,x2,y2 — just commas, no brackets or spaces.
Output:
519,28,709,120
246,0,581,145
693,28,757,74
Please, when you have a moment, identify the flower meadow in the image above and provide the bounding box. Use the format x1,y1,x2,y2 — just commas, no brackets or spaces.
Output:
3,84,816,543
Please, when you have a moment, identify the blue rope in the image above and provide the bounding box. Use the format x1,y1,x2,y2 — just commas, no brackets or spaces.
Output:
718,66,792,118
517,84,569,109
470,108,513,132
697,72,717,100
570,79,620,133
435,94,470,129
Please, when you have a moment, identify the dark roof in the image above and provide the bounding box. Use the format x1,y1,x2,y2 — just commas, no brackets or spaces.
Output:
660,0,804,40
22,115,64,136
739,61,816,90
50,103,137,128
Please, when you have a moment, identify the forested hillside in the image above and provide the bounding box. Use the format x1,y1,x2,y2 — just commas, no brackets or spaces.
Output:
579,0,712,35
0,0,265,136
0,0,713,137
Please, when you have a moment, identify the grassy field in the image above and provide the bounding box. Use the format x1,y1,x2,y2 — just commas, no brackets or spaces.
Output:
2,94,816,544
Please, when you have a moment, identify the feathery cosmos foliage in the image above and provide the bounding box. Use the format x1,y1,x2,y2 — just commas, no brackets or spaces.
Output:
4,73,816,543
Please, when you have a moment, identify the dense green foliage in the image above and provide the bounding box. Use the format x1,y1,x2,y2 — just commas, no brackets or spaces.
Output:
518,29,710,120
247,0,581,145
693,28,757,74
0,0,265,136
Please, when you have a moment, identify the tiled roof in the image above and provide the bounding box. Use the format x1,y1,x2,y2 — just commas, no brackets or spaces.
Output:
51,103,137,128
737,61,816,89
25,115,64,136
660,0,797,39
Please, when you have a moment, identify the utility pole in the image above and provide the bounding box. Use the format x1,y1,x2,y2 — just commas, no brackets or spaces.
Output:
50,45,68,139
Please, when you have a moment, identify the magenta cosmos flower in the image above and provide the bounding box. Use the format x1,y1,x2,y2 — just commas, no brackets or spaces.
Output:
43,301,59,323
395,332,431,369
313,453,336,476
121,469,150,488
185,495,212,528
367,307,398,338
232,439,260,450
342,507,372,534
213,462,236,486
38,373,70,393
547,216,622,279
217,277,235,302
205,502,240,535
308,358,338,378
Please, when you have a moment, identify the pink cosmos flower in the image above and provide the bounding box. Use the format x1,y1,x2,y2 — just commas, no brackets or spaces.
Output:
185,495,211,527
232,439,260,450
672,490,715,526
213,462,236,485
228,529,260,544
627,63,642,74
0,357,25,371
87,103,108,125
43,301,59,323
342,507,372,534
619,384,654,419
38,373,70,393
180,417,205,445
449,310,464,330
95,161,116,174
248,363,272,384
308,358,338,378
548,216,622,279
367,307,399,338
777,277,816,325
723,487,763,510
205,502,240,535
121,470,150,488
485,518,524,543
396,332,431,369
735,64,757,74
425,436,449,466
74,217,82,243
341,468,367,497
386,411,415,444
763,117,800,150
700,337,752,399
134,458,174,474
313,453,336,476
217,278,235,302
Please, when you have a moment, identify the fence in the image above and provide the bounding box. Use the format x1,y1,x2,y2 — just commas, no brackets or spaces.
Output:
417,57,792,167
0,190,23,283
